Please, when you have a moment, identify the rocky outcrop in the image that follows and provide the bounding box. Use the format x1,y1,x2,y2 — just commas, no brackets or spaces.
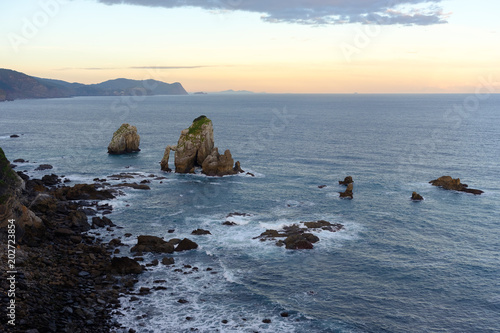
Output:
254,220,344,250
107,123,140,154
108,257,144,275
429,176,483,195
174,116,214,173
167,116,244,176
174,238,198,251
411,192,424,201
339,183,353,199
339,176,353,186
160,145,176,172
202,148,238,176
131,235,175,254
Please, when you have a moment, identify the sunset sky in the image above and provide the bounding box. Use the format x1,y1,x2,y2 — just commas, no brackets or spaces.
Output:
1,0,499,93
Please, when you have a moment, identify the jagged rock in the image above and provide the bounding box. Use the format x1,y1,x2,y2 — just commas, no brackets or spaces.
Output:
429,176,483,195
191,228,211,235
160,145,176,172
42,174,61,186
411,192,424,201
174,116,214,173
339,183,353,199
174,238,198,252
161,257,175,265
53,184,115,201
112,183,151,190
339,176,353,186
202,148,238,176
107,123,140,154
109,257,144,275
233,161,244,173
131,235,174,254
284,233,319,249
35,164,53,171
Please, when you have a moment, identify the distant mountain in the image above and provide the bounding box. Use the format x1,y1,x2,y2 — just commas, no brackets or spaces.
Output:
217,89,255,94
0,68,188,101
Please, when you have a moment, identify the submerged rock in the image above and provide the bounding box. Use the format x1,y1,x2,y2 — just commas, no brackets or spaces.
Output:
429,176,483,195
339,183,353,199
107,123,140,154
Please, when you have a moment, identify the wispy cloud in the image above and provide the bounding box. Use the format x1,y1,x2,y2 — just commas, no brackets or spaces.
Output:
95,0,449,25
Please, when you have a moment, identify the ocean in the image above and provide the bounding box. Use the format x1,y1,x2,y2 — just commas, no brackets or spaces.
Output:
1,93,499,332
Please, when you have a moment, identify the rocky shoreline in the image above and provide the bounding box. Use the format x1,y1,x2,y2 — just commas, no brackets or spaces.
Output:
0,149,144,333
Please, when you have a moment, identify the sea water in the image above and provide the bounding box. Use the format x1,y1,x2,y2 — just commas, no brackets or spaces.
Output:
1,94,499,332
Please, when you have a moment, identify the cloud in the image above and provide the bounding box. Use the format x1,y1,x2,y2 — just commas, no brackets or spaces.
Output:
95,0,449,25
55,65,214,70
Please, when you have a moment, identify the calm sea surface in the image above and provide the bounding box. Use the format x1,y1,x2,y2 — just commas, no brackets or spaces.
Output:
1,94,499,332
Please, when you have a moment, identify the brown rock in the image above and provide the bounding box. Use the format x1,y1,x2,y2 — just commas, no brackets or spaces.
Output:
201,148,237,177
174,238,198,252
109,257,143,275
131,235,174,253
174,116,214,173
107,123,141,154
429,176,483,195
411,192,424,201
339,176,353,186
339,183,353,199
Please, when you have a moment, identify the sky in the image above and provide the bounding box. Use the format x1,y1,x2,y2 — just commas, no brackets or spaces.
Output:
0,0,499,93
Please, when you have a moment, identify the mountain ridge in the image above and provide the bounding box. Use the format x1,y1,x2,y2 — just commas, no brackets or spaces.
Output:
0,68,188,101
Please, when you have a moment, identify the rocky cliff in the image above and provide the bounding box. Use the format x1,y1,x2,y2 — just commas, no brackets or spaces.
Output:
107,123,141,154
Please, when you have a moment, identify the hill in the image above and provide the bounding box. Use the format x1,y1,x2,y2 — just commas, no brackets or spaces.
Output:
0,68,188,101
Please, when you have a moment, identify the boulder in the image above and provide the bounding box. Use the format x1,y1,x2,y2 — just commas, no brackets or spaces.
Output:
35,164,53,171
107,123,140,154
411,192,424,201
284,233,318,249
201,148,238,177
429,176,483,195
160,145,176,172
41,174,60,186
174,116,214,173
109,257,144,275
339,176,353,186
339,183,353,199
191,228,211,235
131,235,174,253
174,238,198,252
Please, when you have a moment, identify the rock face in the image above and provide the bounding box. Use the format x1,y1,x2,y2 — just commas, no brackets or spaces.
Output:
429,176,483,195
339,183,353,199
160,145,176,172
411,192,424,201
174,116,214,173
107,123,140,154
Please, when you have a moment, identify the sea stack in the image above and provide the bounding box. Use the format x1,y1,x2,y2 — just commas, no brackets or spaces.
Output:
174,116,214,173
339,183,353,199
107,123,140,154
429,176,483,195
169,115,244,176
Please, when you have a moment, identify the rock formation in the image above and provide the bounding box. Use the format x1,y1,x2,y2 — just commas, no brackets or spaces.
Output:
174,116,214,173
339,176,353,186
339,183,353,199
107,123,140,154
165,115,244,176
429,176,483,195
160,145,176,172
411,192,424,201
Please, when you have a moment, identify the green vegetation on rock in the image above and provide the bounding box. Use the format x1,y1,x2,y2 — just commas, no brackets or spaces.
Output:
188,115,211,135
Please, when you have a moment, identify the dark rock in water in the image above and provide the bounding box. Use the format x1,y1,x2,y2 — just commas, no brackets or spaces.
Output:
13,158,26,163
191,228,211,235
222,221,237,226
429,176,483,195
112,183,151,190
131,235,174,253
17,171,29,181
227,212,251,218
255,220,343,250
109,257,143,275
262,319,272,324
246,172,255,177
280,312,289,317
339,183,353,199
411,192,424,201
42,174,61,186
318,185,327,189
174,238,198,252
233,161,244,173
10,134,19,138
35,164,53,171
339,176,353,186
178,298,189,304
107,123,141,154
53,184,115,200
161,257,175,265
